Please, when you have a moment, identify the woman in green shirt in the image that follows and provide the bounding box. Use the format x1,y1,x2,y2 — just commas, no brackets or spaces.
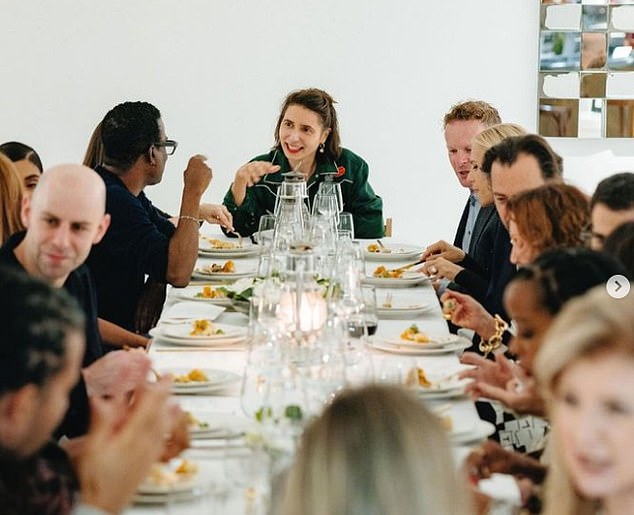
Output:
223,88,384,238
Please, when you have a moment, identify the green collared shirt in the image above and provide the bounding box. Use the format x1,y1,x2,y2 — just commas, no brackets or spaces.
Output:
223,147,384,238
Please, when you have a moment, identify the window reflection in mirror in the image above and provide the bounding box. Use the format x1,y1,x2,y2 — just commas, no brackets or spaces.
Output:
583,5,608,29
538,0,634,137
608,32,634,69
540,31,582,70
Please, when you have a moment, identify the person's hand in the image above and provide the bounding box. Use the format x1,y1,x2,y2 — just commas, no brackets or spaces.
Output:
235,161,280,188
159,405,191,462
134,279,167,334
469,374,546,416
421,256,463,281
82,349,151,416
440,290,495,339
422,240,465,263
74,377,180,514
183,155,212,195
199,203,233,230
459,352,517,391
464,440,520,480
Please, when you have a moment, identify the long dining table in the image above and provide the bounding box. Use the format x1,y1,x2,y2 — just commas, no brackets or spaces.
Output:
124,235,497,514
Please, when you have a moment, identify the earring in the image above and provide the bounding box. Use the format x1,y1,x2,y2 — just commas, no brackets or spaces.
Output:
319,143,325,153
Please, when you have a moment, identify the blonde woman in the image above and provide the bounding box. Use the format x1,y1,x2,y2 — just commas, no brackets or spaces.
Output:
536,287,634,515
422,123,526,305
278,385,472,515
0,153,24,245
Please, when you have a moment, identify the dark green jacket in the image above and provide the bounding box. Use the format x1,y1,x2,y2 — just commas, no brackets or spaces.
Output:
223,147,384,238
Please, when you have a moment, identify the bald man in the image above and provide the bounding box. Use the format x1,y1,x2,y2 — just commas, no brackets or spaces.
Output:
1,164,110,365
0,164,149,437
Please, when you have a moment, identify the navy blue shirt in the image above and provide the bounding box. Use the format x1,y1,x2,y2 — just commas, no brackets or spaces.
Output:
87,166,175,331
0,232,101,437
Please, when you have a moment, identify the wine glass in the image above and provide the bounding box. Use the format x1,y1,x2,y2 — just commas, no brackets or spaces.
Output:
346,285,378,339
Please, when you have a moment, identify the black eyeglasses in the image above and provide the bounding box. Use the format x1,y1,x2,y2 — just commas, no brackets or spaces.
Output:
154,139,178,156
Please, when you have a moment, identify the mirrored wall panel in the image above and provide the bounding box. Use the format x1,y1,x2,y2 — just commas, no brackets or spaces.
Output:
539,0,634,138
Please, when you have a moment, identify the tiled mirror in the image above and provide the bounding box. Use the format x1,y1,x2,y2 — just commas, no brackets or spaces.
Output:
539,0,634,138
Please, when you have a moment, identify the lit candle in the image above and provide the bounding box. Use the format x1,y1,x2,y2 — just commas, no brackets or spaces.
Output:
279,289,327,332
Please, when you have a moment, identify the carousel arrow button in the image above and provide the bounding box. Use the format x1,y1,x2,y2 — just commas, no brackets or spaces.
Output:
606,275,630,299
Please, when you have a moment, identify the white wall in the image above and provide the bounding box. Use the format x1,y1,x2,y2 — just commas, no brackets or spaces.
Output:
2,0,633,244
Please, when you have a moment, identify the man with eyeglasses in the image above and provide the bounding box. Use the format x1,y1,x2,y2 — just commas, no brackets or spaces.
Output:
86,101,233,333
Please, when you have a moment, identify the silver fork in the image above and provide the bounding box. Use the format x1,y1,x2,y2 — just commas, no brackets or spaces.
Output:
228,230,243,247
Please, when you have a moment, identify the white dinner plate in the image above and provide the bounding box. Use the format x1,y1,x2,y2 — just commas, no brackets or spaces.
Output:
369,338,471,355
192,265,256,282
158,368,240,394
450,419,496,445
149,326,246,347
171,285,233,306
363,243,424,261
412,376,471,395
161,322,245,341
362,272,430,288
198,240,260,258
187,412,250,440
136,461,200,495
375,293,434,317
379,333,462,350
133,489,201,504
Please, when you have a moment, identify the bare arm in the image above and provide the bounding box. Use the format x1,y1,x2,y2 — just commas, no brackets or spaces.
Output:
165,155,212,286
230,161,280,207
98,318,150,348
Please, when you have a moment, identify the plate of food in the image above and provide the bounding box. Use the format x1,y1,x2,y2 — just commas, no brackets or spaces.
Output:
364,242,423,261
375,293,433,317
380,324,462,349
404,367,471,394
149,326,245,347
171,284,232,306
369,338,471,355
198,235,260,258
192,260,257,281
159,368,240,394
160,320,245,340
185,411,249,440
136,459,200,495
363,266,430,287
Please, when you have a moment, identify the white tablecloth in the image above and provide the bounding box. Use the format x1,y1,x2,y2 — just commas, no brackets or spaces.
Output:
124,239,494,514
